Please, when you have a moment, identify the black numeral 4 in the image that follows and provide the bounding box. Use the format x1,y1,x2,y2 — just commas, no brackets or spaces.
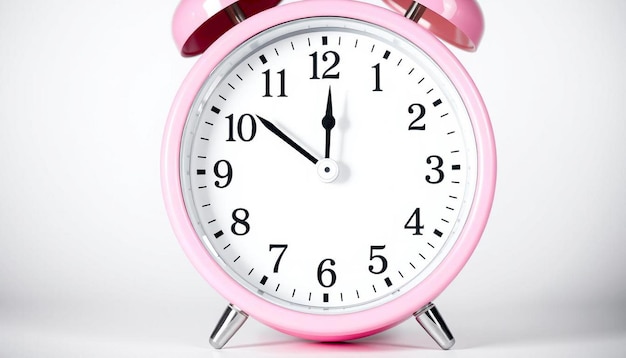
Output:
405,208,424,235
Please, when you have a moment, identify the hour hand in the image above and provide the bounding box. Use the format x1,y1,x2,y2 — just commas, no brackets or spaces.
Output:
257,115,319,164
321,87,336,159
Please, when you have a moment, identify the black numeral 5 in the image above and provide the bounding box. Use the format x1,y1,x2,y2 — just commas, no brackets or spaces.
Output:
368,245,388,274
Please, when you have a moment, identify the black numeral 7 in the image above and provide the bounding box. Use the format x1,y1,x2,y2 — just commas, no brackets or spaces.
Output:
269,244,288,273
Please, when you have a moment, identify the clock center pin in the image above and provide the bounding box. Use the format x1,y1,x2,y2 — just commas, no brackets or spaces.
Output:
317,158,339,183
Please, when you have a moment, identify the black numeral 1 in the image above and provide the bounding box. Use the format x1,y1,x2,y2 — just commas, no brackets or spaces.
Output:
372,63,383,92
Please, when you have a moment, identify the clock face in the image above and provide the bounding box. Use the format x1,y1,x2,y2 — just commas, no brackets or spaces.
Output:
180,17,478,314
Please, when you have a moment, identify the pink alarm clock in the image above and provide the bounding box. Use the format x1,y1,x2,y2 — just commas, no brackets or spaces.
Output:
162,0,496,349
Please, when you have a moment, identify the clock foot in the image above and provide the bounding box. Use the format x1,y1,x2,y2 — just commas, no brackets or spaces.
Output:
209,304,248,349
414,302,455,350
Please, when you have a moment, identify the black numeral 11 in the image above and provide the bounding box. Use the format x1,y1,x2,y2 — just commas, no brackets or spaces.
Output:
262,69,287,97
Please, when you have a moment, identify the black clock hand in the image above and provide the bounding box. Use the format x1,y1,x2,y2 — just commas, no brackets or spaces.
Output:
257,115,319,164
321,87,336,159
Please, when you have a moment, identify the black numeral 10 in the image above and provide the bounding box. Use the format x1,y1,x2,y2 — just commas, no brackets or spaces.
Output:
226,113,257,142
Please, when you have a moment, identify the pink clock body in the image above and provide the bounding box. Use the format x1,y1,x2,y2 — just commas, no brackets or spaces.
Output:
162,0,495,343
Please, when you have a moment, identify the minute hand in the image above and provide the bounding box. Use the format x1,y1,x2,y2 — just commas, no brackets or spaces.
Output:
257,115,319,164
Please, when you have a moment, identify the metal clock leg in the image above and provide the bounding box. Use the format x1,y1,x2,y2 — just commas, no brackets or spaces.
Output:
209,304,248,349
414,302,455,350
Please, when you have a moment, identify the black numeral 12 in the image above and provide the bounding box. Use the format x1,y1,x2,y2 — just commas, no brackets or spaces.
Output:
310,51,340,79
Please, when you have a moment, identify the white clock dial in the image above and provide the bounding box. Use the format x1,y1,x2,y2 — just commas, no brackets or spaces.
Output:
180,17,477,313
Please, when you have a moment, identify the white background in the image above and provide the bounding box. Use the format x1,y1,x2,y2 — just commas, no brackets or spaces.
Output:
1,0,625,357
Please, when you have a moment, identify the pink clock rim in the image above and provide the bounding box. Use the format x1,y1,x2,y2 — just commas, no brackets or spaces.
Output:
162,0,496,341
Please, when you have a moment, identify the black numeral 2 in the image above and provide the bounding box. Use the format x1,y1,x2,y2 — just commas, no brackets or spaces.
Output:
408,103,426,130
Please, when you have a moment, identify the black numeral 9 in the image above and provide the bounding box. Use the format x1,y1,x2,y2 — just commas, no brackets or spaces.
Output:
213,160,232,188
